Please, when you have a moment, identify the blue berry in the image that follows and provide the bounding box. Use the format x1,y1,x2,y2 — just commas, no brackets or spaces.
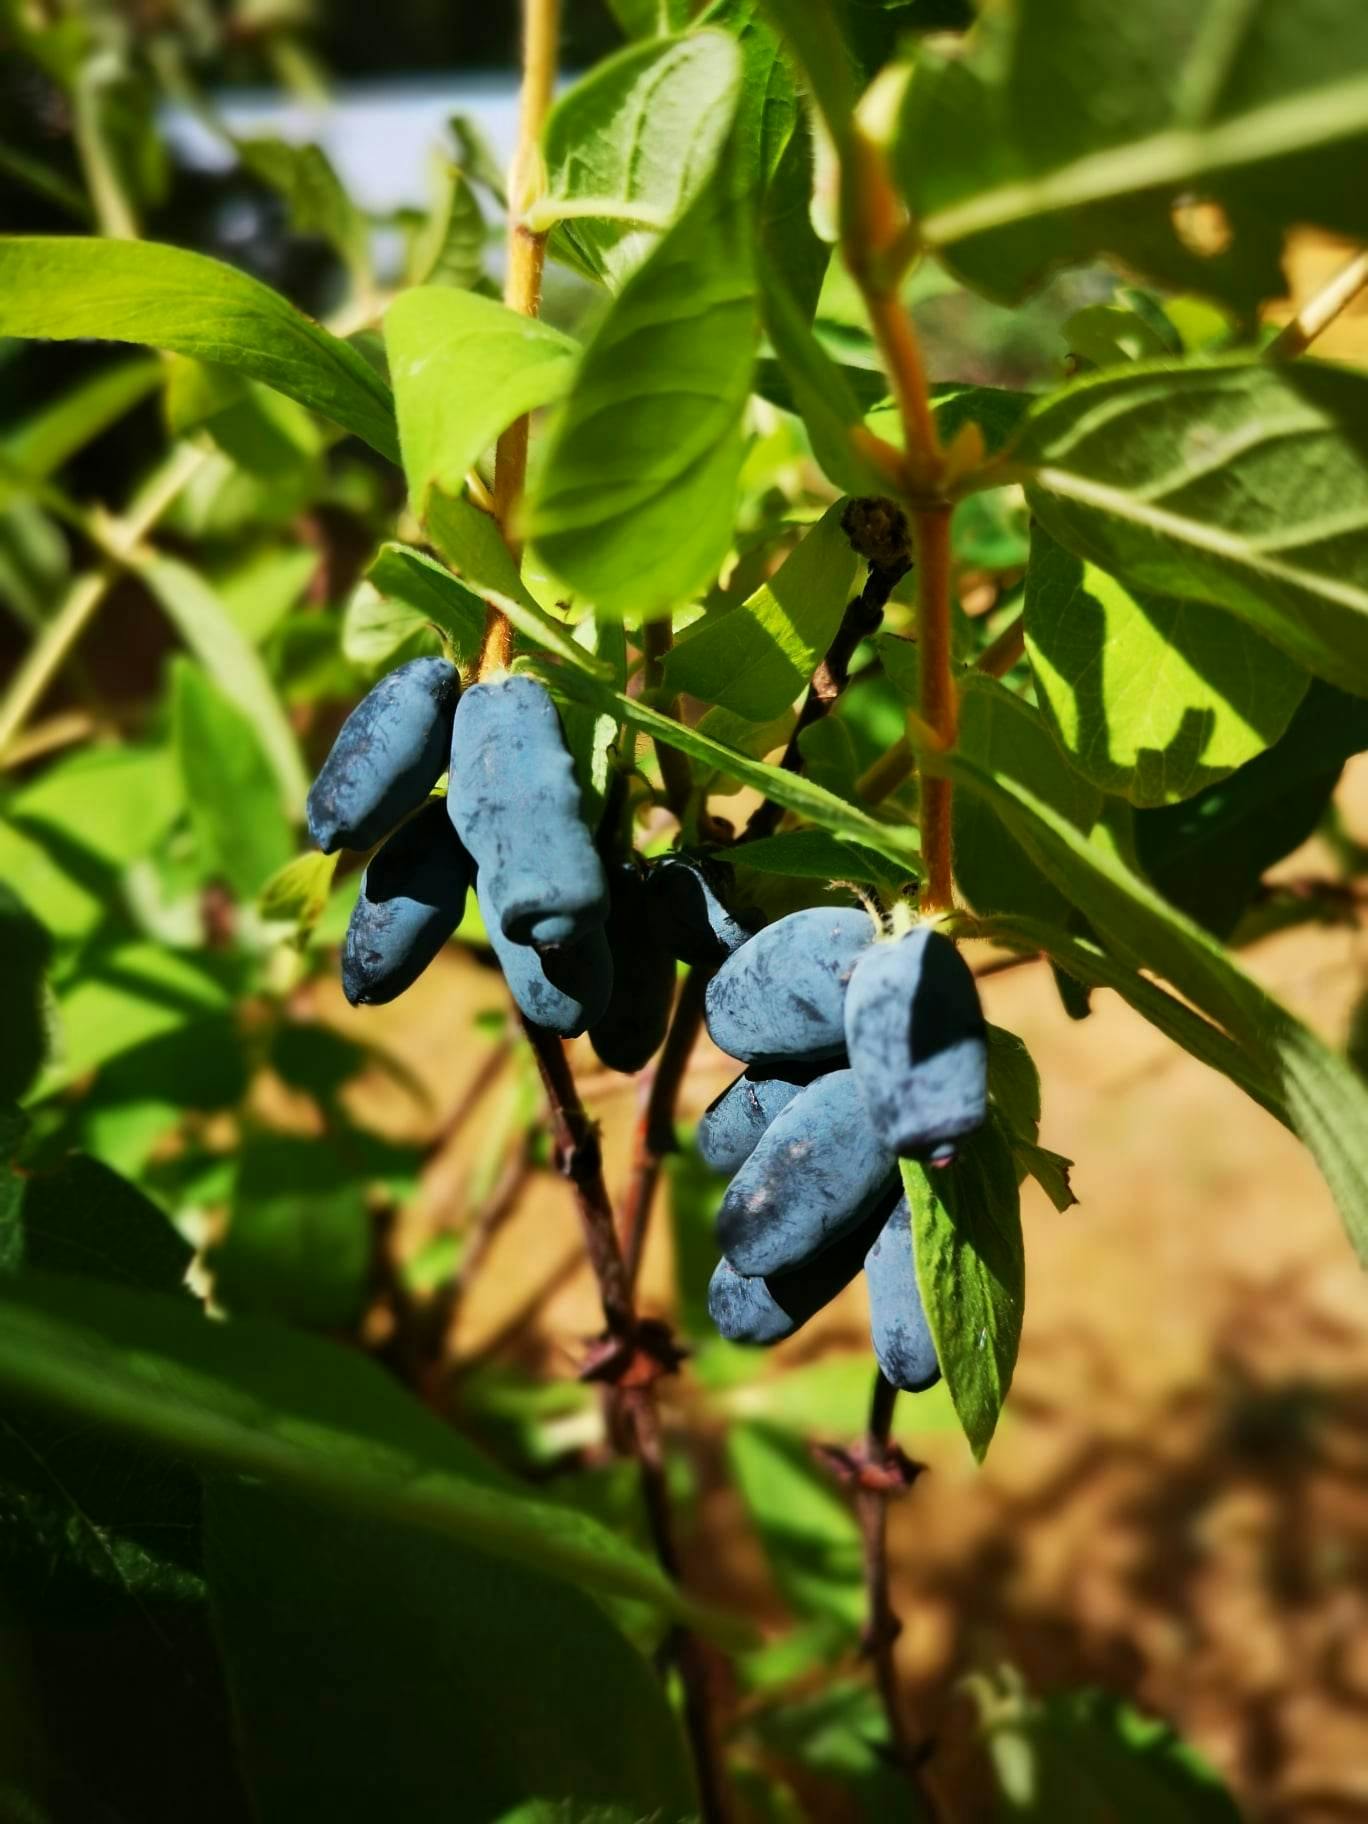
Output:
308,657,459,853
589,865,677,1074
704,907,874,1063
697,1065,822,1174
647,854,753,967
845,928,986,1162
478,874,612,1037
448,675,608,948
718,1068,896,1277
864,1196,940,1392
342,799,472,1005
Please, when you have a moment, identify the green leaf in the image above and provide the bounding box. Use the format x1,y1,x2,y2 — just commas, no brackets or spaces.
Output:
0,238,398,462
210,1136,370,1331
1134,677,1368,935
207,1478,698,1824
1063,303,1176,369
407,158,486,291
528,657,921,868
896,0,1368,311
0,1267,742,1637
903,1117,1024,1462
40,944,230,1096
759,262,891,496
424,489,613,675
172,660,295,902
1015,357,1368,695
237,136,371,283
605,0,693,37
344,541,486,669
140,552,310,811
978,914,1288,1129
728,1421,864,1638
663,502,859,720
385,286,580,507
1025,522,1308,806
981,1680,1241,1822
703,0,829,318
950,676,1103,922
257,848,339,939
928,743,1368,1265
732,827,912,891
0,887,50,1104
539,30,742,288
528,176,758,620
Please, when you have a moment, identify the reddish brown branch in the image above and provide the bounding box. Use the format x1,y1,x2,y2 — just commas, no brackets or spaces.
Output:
520,1012,731,1824
621,968,710,1292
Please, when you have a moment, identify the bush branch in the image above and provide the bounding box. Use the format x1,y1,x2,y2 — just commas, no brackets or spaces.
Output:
621,968,710,1291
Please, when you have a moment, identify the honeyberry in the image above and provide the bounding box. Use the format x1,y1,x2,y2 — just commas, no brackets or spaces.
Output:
845,927,986,1162
864,1195,940,1392
704,906,874,1064
342,799,472,1006
647,853,753,967
477,875,613,1038
589,864,677,1074
706,1206,881,1345
717,1068,896,1277
447,674,607,949
307,657,459,854
697,1064,825,1175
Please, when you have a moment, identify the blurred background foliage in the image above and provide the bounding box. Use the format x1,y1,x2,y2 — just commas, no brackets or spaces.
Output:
2,2,1368,1821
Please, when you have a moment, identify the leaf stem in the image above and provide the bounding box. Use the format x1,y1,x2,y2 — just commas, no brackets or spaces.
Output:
1267,246,1368,359
975,610,1025,679
914,508,956,911
480,0,560,680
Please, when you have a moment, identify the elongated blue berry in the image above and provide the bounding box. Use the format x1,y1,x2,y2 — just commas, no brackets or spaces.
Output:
308,657,459,853
718,1068,896,1277
478,875,612,1037
864,1196,940,1392
590,865,677,1074
704,907,874,1064
844,928,986,1162
706,1204,884,1346
342,799,472,1005
697,1065,821,1175
647,854,753,967
448,675,607,948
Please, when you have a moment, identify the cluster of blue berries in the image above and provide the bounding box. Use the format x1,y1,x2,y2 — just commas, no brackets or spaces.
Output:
307,660,732,1074
700,906,988,1391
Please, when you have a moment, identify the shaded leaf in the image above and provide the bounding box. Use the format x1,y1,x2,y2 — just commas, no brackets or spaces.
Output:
897,0,1368,311
1017,358,1368,695
172,660,294,902
0,1269,743,1634
1025,522,1308,806
663,502,859,720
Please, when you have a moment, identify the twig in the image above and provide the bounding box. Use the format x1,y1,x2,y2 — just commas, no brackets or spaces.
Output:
424,1148,534,1366
743,541,911,842
641,620,695,824
521,1016,634,1334
521,1013,731,1823
1267,247,1368,360
975,611,1025,679
621,968,710,1291
913,508,956,912
480,0,560,678
855,1372,939,1819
